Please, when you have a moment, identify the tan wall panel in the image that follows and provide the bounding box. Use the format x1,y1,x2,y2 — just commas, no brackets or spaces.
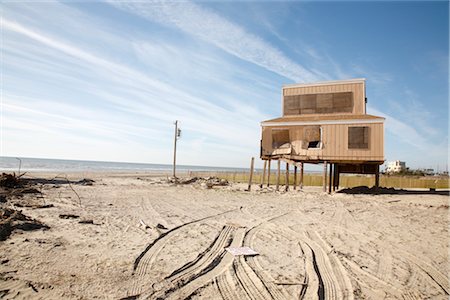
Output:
262,122,384,161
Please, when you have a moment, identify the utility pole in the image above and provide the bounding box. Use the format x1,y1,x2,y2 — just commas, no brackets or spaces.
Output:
172,120,181,178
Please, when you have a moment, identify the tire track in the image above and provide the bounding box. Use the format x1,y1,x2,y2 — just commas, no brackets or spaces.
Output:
233,256,273,300
145,225,236,299
309,231,354,300
398,249,449,296
158,227,246,300
300,232,344,300
128,208,238,297
298,240,319,300
215,269,250,300
243,225,295,300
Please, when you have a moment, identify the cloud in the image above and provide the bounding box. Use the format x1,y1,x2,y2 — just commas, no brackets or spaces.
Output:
107,0,322,83
2,14,268,165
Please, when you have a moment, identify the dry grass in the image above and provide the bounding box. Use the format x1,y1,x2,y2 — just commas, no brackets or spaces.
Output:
190,171,449,189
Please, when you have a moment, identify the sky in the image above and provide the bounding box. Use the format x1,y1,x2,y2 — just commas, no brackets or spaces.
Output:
1,0,449,170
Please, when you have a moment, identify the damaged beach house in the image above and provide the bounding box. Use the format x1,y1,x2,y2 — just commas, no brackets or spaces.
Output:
260,78,385,192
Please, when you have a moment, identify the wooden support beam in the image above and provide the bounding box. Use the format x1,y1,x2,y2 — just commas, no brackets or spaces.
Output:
336,165,340,189
260,160,267,188
248,157,254,191
293,165,297,190
328,163,333,193
333,164,339,191
323,162,328,192
299,162,304,190
375,165,380,187
276,160,281,191
285,163,289,192
267,160,271,187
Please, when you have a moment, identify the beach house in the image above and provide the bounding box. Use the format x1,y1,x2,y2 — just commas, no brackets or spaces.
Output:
260,78,385,192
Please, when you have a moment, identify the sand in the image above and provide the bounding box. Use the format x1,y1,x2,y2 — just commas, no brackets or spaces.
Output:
0,172,448,299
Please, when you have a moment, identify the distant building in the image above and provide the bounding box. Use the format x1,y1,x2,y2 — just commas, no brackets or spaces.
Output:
385,160,406,173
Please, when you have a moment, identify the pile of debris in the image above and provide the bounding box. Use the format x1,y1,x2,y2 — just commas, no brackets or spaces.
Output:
0,207,49,241
167,176,229,189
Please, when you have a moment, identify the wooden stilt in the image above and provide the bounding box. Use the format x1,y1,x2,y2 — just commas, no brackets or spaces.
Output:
260,160,267,188
267,160,271,187
328,163,333,193
323,162,328,192
299,162,304,190
333,164,338,191
248,157,254,191
285,163,289,192
336,166,340,189
293,165,297,190
375,165,380,187
276,160,281,191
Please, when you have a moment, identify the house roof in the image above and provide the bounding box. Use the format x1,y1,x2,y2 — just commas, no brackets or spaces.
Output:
282,78,366,89
261,114,385,126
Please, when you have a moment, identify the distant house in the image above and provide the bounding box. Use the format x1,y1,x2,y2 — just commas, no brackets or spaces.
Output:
385,161,406,173
260,78,385,191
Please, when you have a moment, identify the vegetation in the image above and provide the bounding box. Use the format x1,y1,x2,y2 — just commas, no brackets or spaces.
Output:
189,171,449,189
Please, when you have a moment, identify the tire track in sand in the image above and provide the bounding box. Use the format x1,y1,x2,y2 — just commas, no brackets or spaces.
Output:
128,208,238,297
144,225,236,299
243,223,295,300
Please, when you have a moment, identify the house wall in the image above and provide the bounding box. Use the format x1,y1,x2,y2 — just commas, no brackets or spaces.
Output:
261,122,384,161
282,81,366,116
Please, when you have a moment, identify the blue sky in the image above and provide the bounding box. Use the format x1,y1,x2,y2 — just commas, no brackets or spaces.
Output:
1,1,448,170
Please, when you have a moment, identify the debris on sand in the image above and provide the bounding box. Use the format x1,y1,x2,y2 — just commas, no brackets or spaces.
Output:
0,173,23,188
166,176,229,188
0,208,49,241
59,214,80,219
338,186,449,195
78,219,95,225
156,223,168,230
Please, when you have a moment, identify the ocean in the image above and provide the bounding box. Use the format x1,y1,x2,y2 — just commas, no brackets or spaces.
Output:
0,156,249,173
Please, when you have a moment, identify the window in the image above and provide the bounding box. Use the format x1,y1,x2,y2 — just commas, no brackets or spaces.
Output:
303,126,321,149
284,92,353,115
272,129,290,149
348,126,369,149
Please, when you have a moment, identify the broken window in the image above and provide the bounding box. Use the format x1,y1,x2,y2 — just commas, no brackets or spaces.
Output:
272,129,290,149
348,126,369,149
303,126,321,149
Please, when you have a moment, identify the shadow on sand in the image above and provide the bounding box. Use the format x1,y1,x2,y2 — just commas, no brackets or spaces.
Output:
337,186,449,196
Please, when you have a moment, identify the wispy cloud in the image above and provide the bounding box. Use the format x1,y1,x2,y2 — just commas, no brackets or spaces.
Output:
107,0,322,83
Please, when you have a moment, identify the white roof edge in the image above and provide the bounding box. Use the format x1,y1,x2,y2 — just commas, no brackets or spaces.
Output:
282,78,366,89
261,118,384,127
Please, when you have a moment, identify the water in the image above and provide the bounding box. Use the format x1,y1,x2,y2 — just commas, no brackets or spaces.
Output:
0,156,249,173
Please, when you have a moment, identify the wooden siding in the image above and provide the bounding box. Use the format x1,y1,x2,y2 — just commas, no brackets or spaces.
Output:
282,82,366,116
261,122,384,161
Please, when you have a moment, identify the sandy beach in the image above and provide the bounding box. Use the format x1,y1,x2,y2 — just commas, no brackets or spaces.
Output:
0,172,448,299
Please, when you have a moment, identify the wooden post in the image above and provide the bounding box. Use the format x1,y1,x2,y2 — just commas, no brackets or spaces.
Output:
328,163,333,193
323,161,328,192
267,160,271,187
248,157,254,191
172,120,179,178
333,164,339,191
375,165,380,188
293,165,297,190
285,162,289,192
299,162,304,190
260,160,267,188
336,166,340,189
276,160,281,191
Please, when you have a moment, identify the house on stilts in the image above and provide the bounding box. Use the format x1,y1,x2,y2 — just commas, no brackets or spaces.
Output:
260,78,385,192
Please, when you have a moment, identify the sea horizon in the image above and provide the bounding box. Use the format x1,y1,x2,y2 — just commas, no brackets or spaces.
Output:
0,156,325,174
0,156,252,173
